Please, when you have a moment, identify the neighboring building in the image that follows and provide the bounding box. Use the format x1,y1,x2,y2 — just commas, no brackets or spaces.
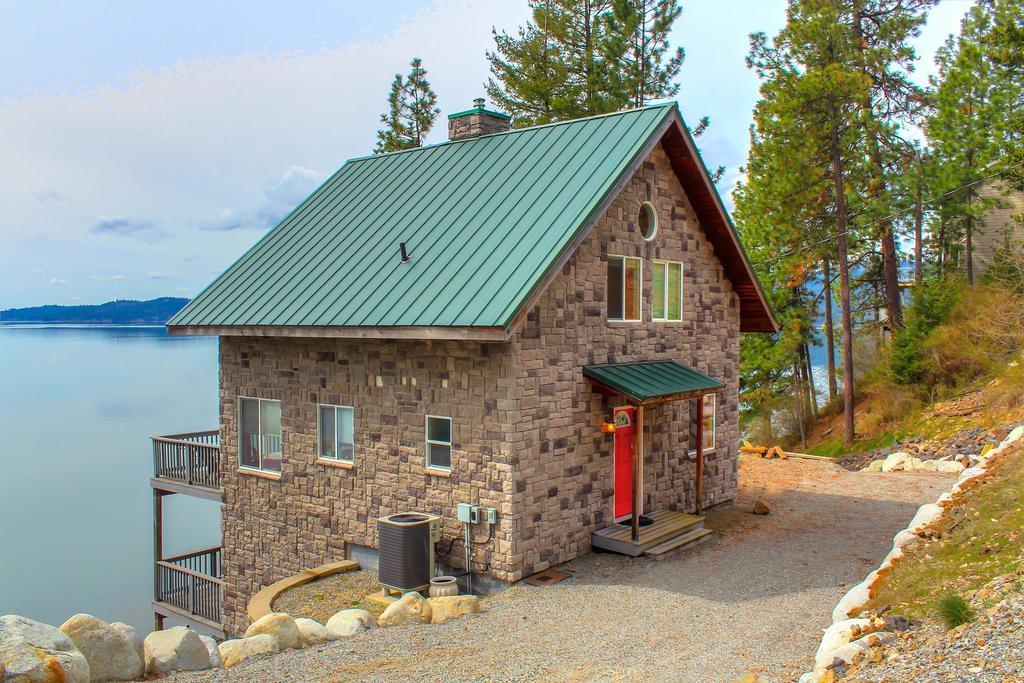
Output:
156,100,776,637
969,182,1024,277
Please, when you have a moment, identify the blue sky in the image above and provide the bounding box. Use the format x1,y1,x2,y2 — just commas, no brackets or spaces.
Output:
0,0,970,308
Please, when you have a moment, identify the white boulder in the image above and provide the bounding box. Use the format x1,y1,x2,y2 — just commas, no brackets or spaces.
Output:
917,460,938,472
815,618,873,669
142,626,212,675
892,529,919,551
863,459,885,472
881,452,912,472
244,612,302,650
294,617,333,645
0,614,89,683
198,635,222,668
935,460,965,474
908,503,943,533
832,571,877,623
218,634,278,668
959,466,987,482
378,592,432,627
326,609,374,637
59,613,142,682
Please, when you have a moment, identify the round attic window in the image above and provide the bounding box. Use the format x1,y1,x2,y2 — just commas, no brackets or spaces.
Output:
639,202,658,241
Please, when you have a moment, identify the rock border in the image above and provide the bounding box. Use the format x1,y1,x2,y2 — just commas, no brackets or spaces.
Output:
797,424,1024,683
247,559,360,623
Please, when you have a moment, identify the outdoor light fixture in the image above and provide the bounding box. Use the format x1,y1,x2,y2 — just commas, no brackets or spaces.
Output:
601,422,616,434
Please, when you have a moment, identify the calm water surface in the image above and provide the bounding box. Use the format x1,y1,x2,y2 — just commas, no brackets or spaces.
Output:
0,325,220,633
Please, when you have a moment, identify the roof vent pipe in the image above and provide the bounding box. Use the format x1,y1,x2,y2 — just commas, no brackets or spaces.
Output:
400,242,410,263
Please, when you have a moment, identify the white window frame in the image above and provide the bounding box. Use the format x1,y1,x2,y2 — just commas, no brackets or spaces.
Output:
639,201,658,241
425,414,453,471
317,403,355,463
607,255,642,323
238,396,282,473
688,393,716,457
652,259,684,322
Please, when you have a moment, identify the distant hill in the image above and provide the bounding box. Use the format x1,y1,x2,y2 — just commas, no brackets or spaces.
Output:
0,297,189,324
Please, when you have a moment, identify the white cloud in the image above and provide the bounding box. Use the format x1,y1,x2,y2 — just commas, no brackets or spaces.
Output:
201,165,322,231
148,271,171,279
49,277,69,285
30,267,44,274
90,216,167,243
91,274,128,281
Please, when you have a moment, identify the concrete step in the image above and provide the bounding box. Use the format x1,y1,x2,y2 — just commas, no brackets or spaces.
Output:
642,527,713,560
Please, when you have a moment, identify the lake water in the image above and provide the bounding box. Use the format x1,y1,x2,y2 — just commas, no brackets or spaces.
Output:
0,325,221,633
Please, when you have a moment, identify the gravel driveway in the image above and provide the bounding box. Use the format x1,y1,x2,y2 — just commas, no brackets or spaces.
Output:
171,455,950,683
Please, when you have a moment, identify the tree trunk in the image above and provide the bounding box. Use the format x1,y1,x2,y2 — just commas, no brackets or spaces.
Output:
823,258,838,401
966,212,975,285
828,96,856,445
803,343,819,418
914,150,923,285
794,360,807,449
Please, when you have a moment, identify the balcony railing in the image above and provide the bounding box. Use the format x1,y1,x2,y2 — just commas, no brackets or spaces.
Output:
152,430,221,491
156,546,223,626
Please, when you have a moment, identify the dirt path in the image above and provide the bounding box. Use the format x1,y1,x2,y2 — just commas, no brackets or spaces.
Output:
172,456,950,683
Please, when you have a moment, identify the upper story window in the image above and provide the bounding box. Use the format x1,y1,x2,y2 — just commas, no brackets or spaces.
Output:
239,397,282,473
639,202,658,241
689,393,716,456
425,415,452,470
318,404,354,462
652,260,683,321
607,255,641,322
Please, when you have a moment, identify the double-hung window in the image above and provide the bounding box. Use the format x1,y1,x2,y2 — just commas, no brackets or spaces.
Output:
239,397,282,473
318,404,355,463
607,255,642,322
688,394,716,456
652,260,683,321
425,415,452,470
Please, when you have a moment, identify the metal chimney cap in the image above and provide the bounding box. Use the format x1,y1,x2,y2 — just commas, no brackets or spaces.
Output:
473,97,486,109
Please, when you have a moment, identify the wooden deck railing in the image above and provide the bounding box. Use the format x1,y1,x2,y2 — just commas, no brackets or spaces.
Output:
152,430,221,490
156,546,223,625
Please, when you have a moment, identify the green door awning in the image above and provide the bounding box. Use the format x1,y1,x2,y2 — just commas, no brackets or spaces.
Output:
583,360,724,404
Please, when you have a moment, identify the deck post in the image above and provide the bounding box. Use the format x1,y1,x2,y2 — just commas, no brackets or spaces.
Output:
632,404,644,543
153,489,164,632
695,394,704,515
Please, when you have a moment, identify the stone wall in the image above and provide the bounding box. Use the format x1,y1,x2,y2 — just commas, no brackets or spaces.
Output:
216,140,741,634
218,337,519,635
506,142,740,577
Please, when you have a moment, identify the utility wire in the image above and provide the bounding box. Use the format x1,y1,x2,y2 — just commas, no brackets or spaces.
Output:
750,157,1024,267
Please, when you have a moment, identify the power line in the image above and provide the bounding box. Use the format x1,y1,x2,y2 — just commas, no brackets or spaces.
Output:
750,157,1024,267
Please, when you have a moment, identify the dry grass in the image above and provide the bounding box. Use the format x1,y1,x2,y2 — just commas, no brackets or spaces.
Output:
863,442,1024,620
270,570,388,623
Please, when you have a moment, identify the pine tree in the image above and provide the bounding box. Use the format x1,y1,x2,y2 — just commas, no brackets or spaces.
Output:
375,58,440,154
602,0,684,108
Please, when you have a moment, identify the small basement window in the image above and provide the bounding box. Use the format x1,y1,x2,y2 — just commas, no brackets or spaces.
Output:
239,397,282,473
425,415,452,470
318,404,355,462
607,255,642,322
639,202,658,240
652,260,683,321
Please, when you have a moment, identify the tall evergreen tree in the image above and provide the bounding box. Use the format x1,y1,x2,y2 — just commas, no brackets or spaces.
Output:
602,0,684,108
375,58,440,154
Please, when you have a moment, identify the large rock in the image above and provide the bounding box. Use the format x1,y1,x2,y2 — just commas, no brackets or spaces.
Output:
881,452,911,472
142,626,212,675
427,596,481,624
907,503,943,533
863,459,884,472
378,592,432,627
752,499,771,515
935,460,965,474
59,614,142,682
326,609,374,637
815,618,873,670
832,571,877,623
0,614,89,683
244,612,302,650
294,618,333,646
218,635,278,669
198,635,222,668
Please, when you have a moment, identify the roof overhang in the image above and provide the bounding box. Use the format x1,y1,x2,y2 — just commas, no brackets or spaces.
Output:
166,324,508,341
583,360,725,406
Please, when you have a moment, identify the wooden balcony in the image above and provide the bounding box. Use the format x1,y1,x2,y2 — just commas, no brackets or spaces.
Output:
151,430,222,500
153,546,225,639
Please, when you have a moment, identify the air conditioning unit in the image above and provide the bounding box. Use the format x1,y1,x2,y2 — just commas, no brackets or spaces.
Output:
377,512,442,593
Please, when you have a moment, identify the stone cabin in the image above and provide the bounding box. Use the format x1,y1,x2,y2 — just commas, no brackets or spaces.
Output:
168,100,777,636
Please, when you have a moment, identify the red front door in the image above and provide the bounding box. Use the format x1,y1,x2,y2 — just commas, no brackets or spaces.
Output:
613,406,635,519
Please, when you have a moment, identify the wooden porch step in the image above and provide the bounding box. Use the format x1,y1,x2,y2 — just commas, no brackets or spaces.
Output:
643,527,713,560
591,510,705,556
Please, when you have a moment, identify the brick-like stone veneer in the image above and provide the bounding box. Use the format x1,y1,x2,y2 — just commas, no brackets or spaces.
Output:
217,141,740,636
448,110,511,141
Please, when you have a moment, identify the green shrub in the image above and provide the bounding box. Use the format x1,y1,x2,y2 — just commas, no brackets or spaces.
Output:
937,593,974,629
890,279,962,385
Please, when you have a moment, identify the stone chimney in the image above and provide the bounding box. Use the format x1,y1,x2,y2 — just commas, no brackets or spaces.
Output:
448,98,511,141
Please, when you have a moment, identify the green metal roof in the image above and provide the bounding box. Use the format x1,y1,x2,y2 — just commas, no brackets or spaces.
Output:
448,107,511,120
583,360,724,403
169,104,676,330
